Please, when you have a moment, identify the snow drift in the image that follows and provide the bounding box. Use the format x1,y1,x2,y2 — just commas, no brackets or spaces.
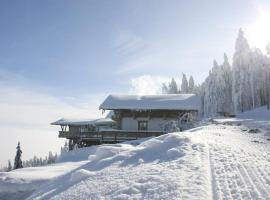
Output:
16,132,210,200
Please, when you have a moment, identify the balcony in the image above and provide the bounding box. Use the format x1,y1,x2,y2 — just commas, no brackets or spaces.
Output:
58,130,165,143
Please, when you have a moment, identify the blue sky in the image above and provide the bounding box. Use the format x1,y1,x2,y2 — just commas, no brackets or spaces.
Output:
0,0,263,95
1,0,270,166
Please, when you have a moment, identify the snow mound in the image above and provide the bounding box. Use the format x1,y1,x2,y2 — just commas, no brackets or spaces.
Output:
237,107,270,130
0,161,87,199
167,147,186,158
237,106,270,120
130,133,192,163
24,132,209,200
70,169,94,182
85,133,194,168
88,144,134,162
213,106,270,130
58,146,98,162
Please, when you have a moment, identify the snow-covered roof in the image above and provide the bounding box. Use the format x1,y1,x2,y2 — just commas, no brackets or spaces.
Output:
99,94,201,111
51,118,116,126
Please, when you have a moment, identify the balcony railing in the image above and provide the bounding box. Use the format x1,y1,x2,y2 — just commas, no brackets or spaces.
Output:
58,130,165,143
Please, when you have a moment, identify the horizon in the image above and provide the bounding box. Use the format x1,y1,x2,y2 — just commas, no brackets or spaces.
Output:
1,0,270,166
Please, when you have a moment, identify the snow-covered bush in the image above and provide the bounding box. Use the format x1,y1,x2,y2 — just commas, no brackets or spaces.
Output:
163,120,180,133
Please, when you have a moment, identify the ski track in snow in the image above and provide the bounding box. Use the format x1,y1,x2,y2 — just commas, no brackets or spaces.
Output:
204,125,270,200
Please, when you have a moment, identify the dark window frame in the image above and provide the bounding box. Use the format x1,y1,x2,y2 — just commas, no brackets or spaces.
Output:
138,120,148,131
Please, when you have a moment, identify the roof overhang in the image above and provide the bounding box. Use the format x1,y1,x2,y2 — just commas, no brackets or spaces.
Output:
99,94,201,111
51,118,116,126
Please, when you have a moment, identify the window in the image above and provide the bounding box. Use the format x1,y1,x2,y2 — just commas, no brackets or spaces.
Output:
138,120,148,131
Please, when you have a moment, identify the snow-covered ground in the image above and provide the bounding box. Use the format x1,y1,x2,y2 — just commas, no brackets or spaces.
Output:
1,107,270,200
0,161,87,200
214,106,270,130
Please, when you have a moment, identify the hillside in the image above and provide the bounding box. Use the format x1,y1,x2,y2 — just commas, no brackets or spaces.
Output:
1,107,270,200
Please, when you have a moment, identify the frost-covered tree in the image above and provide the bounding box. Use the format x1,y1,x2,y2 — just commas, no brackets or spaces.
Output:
263,47,270,110
220,53,233,114
181,74,188,93
231,29,270,112
7,160,12,172
161,83,169,94
203,60,219,116
160,28,270,115
61,141,69,155
14,142,23,169
202,56,234,117
188,76,195,93
167,78,178,94
232,29,253,112
47,152,57,164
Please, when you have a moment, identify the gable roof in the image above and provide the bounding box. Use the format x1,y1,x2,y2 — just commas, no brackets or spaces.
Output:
99,94,201,111
51,118,116,126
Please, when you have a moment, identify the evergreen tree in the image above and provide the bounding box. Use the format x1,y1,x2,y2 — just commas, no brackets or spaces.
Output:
160,29,270,115
168,78,178,94
221,53,233,114
47,152,54,164
202,57,234,117
232,28,252,112
181,74,188,93
7,160,12,172
14,142,23,169
161,83,169,94
188,76,195,93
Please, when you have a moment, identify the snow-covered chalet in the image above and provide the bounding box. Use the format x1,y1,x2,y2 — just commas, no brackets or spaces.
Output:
52,94,200,149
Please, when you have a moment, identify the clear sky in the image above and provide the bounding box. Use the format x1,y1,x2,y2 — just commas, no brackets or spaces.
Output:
1,0,270,166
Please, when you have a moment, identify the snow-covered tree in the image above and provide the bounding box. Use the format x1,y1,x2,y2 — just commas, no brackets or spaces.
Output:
47,152,57,165
161,83,169,94
167,78,178,94
161,29,270,115
231,29,270,113
7,160,12,172
188,76,195,93
181,74,188,93
232,28,252,112
202,56,234,117
61,141,69,155
14,142,23,169
219,53,233,114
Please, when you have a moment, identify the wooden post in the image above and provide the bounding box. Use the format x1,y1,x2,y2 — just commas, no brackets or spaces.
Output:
68,139,73,151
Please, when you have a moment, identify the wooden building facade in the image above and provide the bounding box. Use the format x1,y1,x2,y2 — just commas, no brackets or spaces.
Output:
52,94,201,149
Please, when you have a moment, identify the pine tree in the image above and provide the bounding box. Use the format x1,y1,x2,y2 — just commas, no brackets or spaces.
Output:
47,152,54,164
232,28,252,113
7,160,12,172
219,53,233,114
168,78,178,94
202,58,234,117
181,74,188,93
161,83,169,94
14,142,23,169
188,76,195,93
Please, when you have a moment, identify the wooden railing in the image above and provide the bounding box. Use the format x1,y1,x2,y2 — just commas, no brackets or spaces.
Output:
59,130,165,143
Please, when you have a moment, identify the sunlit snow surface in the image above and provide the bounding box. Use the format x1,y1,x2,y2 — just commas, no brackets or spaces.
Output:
1,107,270,200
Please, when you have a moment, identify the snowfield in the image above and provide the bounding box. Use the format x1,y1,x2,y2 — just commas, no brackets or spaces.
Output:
1,108,270,200
0,161,87,200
